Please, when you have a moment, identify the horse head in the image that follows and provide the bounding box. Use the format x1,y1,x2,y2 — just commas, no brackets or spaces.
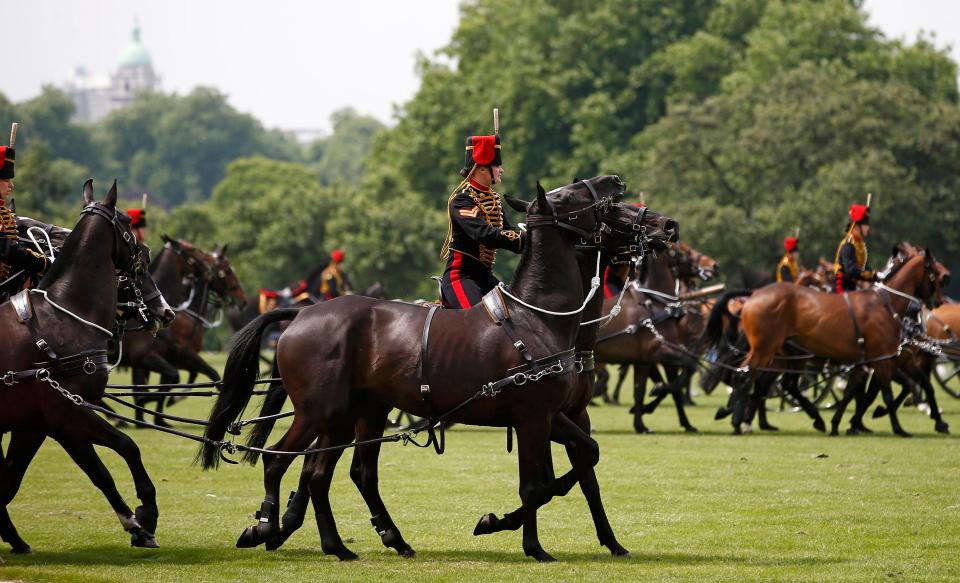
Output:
673,242,719,282
209,244,247,309
880,243,950,308
505,175,678,263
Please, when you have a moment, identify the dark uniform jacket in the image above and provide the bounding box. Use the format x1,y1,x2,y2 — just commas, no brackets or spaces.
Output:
834,233,872,293
0,201,46,299
776,254,798,283
441,180,524,308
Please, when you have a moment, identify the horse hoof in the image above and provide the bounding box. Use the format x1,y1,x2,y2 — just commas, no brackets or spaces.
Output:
236,525,265,548
397,546,416,558
633,424,653,434
813,418,826,433
846,428,860,436
642,404,657,415
895,430,913,439
759,424,779,432
10,544,32,554
829,428,839,437
331,546,359,561
265,529,293,551
473,513,499,536
872,406,887,419
130,529,159,549
526,548,557,562
684,426,699,433
715,408,731,421
606,542,631,557
935,422,950,434
856,425,873,434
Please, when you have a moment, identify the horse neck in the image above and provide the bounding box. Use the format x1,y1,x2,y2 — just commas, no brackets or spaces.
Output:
150,247,187,304
574,251,610,350
641,254,677,294
882,255,925,314
509,226,587,342
37,215,118,330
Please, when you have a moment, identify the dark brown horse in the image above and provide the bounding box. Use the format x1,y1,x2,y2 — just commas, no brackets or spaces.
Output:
123,237,245,426
722,250,946,437
591,245,702,433
200,176,676,562
0,180,174,558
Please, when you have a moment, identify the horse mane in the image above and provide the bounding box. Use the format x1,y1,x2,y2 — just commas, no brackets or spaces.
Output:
36,213,93,290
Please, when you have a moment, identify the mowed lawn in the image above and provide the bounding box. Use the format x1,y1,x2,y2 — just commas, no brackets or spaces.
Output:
2,353,959,582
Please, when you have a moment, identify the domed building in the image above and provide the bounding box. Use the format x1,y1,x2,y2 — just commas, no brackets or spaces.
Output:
64,23,161,123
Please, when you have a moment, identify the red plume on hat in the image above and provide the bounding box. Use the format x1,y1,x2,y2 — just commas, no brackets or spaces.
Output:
127,208,146,228
848,204,869,224
331,249,345,263
783,236,798,252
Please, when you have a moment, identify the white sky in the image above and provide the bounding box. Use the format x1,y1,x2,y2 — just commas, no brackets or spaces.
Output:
3,0,957,133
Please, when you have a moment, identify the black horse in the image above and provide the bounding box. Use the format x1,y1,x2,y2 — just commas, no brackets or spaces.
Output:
200,176,676,562
0,180,174,558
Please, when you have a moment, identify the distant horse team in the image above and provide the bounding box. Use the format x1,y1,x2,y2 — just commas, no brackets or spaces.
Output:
2,174,958,565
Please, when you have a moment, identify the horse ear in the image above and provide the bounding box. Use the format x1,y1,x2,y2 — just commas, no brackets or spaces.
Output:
82,178,94,205
503,194,530,213
105,179,118,207
572,177,580,183
536,181,549,211
220,243,229,256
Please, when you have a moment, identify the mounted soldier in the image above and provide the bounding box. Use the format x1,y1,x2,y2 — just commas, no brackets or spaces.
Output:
833,199,874,294
320,248,351,300
0,123,47,302
776,235,799,283
439,113,524,308
127,208,147,244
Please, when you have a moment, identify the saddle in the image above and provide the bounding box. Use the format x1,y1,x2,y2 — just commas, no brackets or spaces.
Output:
258,280,313,314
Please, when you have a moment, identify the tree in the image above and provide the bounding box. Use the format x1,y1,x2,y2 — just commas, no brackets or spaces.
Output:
307,108,386,186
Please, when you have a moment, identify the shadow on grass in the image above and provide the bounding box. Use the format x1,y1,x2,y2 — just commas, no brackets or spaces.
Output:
1,545,848,568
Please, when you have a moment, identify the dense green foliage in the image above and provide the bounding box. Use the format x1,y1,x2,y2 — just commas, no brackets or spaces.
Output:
2,356,959,582
5,0,959,296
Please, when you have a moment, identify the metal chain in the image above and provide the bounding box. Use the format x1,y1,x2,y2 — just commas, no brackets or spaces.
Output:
36,369,84,406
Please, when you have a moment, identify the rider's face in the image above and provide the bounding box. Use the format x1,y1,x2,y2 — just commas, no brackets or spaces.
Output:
859,224,870,237
0,179,13,201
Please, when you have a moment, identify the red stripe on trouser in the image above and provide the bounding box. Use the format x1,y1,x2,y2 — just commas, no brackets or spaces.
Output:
835,273,844,294
603,267,612,299
450,252,472,308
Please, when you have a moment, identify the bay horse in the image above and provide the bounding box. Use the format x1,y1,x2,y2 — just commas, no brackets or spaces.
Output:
717,250,946,437
200,176,676,562
0,179,175,558
592,244,702,433
123,237,246,426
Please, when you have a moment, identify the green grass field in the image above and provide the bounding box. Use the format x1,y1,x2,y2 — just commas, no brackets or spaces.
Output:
2,354,959,582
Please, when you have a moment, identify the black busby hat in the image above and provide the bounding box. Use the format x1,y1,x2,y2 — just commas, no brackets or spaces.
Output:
0,146,14,180
459,135,502,177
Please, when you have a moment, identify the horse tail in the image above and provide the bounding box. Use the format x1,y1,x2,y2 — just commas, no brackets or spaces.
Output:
242,359,287,466
197,308,299,470
699,290,752,352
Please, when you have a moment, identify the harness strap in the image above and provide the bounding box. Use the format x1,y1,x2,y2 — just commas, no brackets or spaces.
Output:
842,292,867,363
418,306,439,408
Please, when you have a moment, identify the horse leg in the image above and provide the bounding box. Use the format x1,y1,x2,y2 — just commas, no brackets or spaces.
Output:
666,368,697,432
877,375,911,437
848,376,880,435
612,364,629,404
593,365,610,403
0,431,46,553
632,365,653,434
236,414,318,549
918,371,950,434
830,373,863,436
132,366,150,425
755,373,778,431
262,457,314,551
50,426,158,548
475,410,629,556
152,361,181,429
350,401,415,557
728,373,753,435
308,424,358,561
514,415,556,562
783,372,826,432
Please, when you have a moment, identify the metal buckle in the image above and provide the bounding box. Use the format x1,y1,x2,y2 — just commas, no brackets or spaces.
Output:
35,368,50,382
36,339,49,352
82,358,98,375
2,371,17,386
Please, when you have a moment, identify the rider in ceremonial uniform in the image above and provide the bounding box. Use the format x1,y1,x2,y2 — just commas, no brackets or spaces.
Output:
776,236,799,283
833,203,874,293
127,207,148,244
440,134,524,308
320,248,351,300
0,142,47,301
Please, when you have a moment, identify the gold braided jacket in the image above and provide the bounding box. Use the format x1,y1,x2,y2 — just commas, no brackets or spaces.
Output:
0,203,45,281
775,254,798,283
833,233,867,273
